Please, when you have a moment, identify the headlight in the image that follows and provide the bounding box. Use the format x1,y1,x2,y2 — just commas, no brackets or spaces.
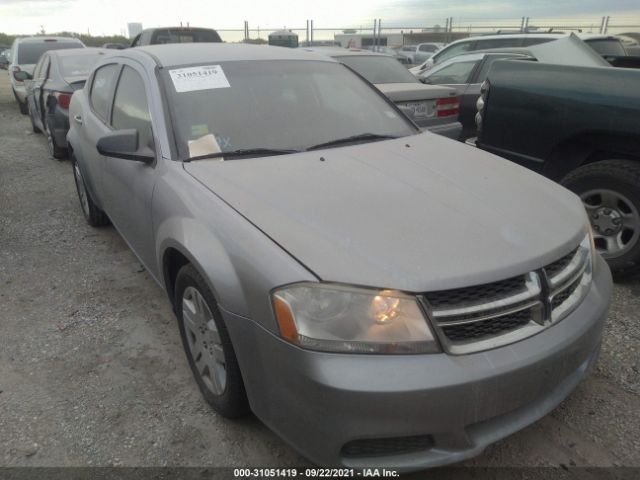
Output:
272,283,439,354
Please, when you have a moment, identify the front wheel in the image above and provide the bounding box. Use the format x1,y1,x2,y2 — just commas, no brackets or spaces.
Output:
71,153,109,227
561,159,640,277
175,264,249,418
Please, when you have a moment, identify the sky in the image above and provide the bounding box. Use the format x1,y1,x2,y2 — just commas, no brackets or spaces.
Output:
1,0,639,39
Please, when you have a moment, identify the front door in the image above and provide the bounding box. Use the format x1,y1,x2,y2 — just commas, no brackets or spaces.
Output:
101,63,159,273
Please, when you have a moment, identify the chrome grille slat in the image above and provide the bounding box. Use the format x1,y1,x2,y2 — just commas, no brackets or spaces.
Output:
424,236,593,355
435,300,540,326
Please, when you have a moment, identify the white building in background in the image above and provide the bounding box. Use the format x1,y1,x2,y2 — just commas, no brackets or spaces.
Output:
127,22,143,39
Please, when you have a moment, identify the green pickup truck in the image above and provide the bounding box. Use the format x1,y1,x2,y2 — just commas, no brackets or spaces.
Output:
476,60,640,277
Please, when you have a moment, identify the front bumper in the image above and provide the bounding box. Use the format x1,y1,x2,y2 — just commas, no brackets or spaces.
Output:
224,255,611,470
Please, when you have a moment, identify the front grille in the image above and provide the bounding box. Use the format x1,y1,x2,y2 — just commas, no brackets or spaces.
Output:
341,435,434,458
441,310,531,341
545,247,579,279
424,236,592,355
427,276,527,309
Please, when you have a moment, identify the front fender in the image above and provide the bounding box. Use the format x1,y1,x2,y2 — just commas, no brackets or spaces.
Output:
152,163,318,333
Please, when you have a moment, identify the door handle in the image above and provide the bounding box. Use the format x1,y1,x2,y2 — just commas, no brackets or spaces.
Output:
74,115,83,125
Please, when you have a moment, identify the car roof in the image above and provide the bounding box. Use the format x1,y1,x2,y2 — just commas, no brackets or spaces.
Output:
302,47,390,58
446,32,618,47
15,36,84,44
132,43,338,67
49,47,110,58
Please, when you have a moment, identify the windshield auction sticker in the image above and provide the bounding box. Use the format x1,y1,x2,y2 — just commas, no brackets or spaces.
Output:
169,65,231,92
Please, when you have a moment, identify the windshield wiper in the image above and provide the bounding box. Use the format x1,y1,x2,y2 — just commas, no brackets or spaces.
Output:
185,148,301,162
305,133,399,151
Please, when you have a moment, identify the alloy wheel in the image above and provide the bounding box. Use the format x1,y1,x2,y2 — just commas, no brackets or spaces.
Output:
581,188,640,259
181,286,227,395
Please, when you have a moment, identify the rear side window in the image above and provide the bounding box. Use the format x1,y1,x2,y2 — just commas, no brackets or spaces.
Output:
419,44,438,52
522,37,555,47
90,64,120,122
111,66,153,148
475,38,523,50
150,29,221,44
425,60,480,84
16,42,82,64
434,41,474,63
586,39,627,56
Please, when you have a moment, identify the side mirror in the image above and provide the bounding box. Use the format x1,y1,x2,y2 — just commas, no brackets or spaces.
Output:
14,70,32,81
96,129,154,163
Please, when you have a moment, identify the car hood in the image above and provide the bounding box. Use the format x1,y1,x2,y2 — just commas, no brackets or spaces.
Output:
375,82,456,102
184,133,587,292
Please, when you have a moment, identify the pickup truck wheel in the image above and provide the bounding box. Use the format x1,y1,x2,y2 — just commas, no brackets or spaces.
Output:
175,264,249,418
71,154,109,227
561,159,640,277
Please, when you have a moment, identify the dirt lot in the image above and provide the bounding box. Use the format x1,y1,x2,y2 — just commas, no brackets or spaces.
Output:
0,73,639,472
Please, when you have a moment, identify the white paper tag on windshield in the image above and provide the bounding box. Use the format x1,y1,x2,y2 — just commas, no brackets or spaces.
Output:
169,65,230,93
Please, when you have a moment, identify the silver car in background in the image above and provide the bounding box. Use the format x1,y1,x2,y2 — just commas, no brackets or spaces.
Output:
8,36,85,114
67,43,611,470
304,47,462,139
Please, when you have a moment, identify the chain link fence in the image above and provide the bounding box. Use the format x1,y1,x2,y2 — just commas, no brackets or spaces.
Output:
214,16,640,45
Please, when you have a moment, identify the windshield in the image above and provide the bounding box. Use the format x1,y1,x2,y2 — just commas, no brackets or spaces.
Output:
17,42,82,64
336,55,418,84
586,38,627,56
60,53,104,79
163,60,415,159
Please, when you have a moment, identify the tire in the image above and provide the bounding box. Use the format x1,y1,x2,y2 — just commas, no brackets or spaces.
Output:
71,153,110,227
561,159,640,277
12,88,28,114
28,104,41,133
175,264,249,418
45,118,67,160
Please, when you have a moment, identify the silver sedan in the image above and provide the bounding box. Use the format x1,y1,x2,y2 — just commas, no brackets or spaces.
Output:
67,43,611,470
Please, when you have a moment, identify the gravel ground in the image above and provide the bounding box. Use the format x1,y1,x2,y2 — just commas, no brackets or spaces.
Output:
0,73,638,472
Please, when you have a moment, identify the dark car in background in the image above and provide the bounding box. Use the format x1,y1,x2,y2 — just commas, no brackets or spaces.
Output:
23,48,110,158
419,51,532,139
475,59,640,276
8,36,85,114
130,27,222,47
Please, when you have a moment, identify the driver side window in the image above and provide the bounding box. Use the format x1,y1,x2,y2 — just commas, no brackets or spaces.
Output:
111,66,153,149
